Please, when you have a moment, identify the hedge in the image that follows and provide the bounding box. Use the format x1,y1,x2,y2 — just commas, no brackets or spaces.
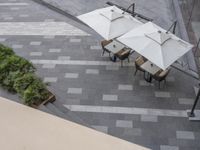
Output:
0,44,51,106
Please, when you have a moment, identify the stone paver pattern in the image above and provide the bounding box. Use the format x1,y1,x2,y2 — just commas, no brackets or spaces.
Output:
0,0,199,150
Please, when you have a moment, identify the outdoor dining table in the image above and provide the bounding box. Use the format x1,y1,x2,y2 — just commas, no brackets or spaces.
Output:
105,40,126,61
140,60,161,82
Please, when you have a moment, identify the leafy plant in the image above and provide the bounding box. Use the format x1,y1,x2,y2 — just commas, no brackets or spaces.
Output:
2,71,23,92
0,55,35,90
13,73,35,95
0,44,51,106
0,44,15,61
21,76,50,106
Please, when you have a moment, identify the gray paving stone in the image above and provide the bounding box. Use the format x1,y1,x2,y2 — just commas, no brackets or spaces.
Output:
178,98,194,105
116,120,133,128
58,56,70,60
44,77,58,83
139,80,153,86
12,44,23,49
105,65,119,71
155,91,171,98
65,99,80,105
43,35,55,39
86,69,99,74
1,0,200,149
0,22,89,36
30,52,42,56
10,7,20,10
4,17,13,20
160,145,179,150
124,128,142,136
30,41,42,46
90,45,101,50
118,84,133,91
49,48,61,53
166,76,175,82
102,94,118,101
0,2,28,6
19,14,29,17
65,105,187,117
65,73,79,79
176,131,195,140
67,88,82,94
31,59,130,66
0,38,6,42
44,19,55,22
92,125,108,133
141,115,158,122
70,38,81,42
42,64,56,69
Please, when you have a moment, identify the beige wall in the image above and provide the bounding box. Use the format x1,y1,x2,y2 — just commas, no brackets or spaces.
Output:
0,97,150,150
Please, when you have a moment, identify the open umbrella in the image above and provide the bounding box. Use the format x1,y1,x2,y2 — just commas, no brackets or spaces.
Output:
77,6,142,40
117,22,193,70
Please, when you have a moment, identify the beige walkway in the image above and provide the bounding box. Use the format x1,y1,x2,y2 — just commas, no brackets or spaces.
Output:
0,97,149,150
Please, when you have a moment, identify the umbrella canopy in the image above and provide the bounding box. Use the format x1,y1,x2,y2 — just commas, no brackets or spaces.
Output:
117,22,193,70
77,6,142,40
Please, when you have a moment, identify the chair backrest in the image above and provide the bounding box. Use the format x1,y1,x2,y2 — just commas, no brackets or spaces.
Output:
117,49,130,60
101,40,113,47
135,56,145,66
158,69,170,78
152,69,170,82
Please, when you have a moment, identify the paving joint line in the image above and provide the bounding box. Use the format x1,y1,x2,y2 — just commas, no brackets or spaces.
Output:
30,0,88,26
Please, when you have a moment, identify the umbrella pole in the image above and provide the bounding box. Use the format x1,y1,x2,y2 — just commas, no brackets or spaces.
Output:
166,21,177,34
106,1,153,21
122,3,135,16
188,84,200,117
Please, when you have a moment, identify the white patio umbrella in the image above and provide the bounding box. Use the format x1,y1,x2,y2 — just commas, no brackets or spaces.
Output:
77,6,143,40
117,22,193,70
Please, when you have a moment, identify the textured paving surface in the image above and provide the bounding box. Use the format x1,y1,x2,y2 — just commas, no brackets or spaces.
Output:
178,0,200,71
0,0,200,150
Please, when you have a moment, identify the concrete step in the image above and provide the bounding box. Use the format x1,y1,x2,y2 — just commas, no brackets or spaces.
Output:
38,104,53,114
53,100,91,127
40,101,90,128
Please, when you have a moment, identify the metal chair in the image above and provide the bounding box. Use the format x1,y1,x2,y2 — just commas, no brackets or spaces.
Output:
115,48,131,67
152,69,170,89
101,40,113,56
134,56,147,75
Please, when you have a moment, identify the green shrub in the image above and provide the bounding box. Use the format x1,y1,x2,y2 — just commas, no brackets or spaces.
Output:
2,71,23,92
0,44,15,61
0,55,35,72
13,73,35,94
0,55,35,90
21,76,50,106
0,44,51,106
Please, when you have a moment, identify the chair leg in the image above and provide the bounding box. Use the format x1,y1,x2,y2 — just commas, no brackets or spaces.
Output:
158,82,160,89
102,50,105,56
127,57,130,63
134,69,138,76
121,60,123,67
